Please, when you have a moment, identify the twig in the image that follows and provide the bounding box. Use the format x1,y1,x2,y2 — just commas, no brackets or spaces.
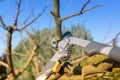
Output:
24,29,36,45
0,16,7,30
71,56,88,64
61,1,103,21
12,51,27,57
13,0,21,27
82,4,103,14
23,0,36,24
18,0,52,31
107,32,120,47
39,32,54,46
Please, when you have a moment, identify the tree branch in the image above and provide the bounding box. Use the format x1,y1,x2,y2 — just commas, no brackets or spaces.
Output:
24,29,36,45
107,32,120,47
61,1,103,21
21,41,30,54
12,51,27,57
13,0,21,28
82,4,103,14
15,29,38,77
0,61,10,70
0,16,7,30
51,0,62,41
71,56,88,64
5,29,16,78
32,55,40,76
39,32,54,46
17,0,51,31
23,0,36,25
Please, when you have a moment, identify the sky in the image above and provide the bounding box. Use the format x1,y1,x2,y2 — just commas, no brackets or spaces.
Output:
0,0,120,56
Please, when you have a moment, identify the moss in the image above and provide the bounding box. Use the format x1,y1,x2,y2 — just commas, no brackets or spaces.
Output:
109,68,120,80
59,54,120,80
80,54,107,66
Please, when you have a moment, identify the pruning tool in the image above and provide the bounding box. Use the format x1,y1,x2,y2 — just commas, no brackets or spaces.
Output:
36,31,120,80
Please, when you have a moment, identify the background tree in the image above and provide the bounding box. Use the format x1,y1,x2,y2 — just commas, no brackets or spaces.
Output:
0,0,51,80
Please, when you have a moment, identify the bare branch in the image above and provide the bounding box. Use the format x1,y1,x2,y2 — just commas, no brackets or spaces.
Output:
24,29,36,45
12,51,27,57
80,0,90,14
18,45,38,75
32,55,40,76
0,61,10,70
21,41,30,54
0,16,7,30
14,29,38,77
39,32,54,46
17,0,52,31
61,1,103,21
82,4,103,14
71,56,88,64
114,32,120,41
23,0,36,25
13,0,21,28
107,32,120,47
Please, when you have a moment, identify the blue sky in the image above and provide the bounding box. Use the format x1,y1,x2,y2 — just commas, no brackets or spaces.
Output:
0,0,120,56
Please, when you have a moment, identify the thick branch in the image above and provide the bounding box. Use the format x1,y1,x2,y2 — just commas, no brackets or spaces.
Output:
0,16,7,30
6,30,13,71
5,28,16,79
32,55,40,76
13,0,21,28
18,45,38,74
51,0,62,41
